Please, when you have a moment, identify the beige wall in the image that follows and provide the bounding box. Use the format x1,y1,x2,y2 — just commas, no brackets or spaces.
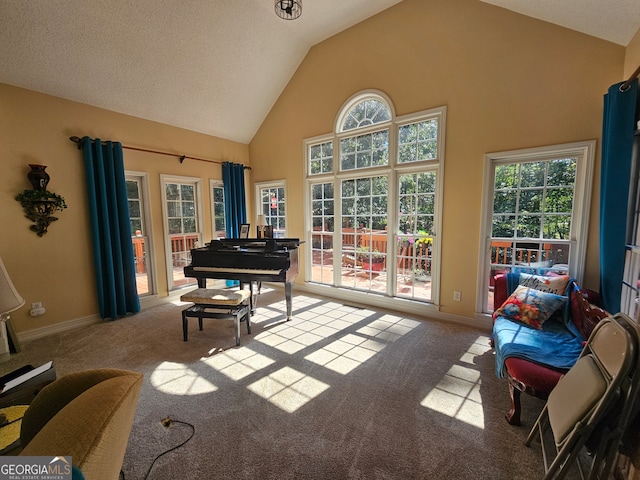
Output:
250,0,627,317
1,0,637,338
0,83,249,336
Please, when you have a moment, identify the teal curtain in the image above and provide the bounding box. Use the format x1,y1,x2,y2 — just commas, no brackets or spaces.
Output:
81,137,140,319
600,80,638,313
222,162,247,287
222,162,247,238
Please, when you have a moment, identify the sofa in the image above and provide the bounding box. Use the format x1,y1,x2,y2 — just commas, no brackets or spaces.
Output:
491,273,608,425
18,368,143,480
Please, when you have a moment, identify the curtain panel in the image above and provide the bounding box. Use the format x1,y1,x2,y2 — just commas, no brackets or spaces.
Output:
600,80,639,313
222,162,247,238
81,137,140,319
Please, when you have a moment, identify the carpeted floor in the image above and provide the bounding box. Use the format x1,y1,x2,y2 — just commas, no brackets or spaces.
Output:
1,287,556,479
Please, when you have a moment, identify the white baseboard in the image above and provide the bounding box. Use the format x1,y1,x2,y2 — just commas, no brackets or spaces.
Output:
17,291,185,343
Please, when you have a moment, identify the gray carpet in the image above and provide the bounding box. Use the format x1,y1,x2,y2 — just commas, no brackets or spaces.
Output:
1,287,553,479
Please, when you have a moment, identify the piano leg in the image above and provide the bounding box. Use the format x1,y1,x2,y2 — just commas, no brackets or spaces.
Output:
285,282,293,321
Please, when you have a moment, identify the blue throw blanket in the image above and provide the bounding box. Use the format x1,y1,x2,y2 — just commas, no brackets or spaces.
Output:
493,316,585,378
493,273,585,378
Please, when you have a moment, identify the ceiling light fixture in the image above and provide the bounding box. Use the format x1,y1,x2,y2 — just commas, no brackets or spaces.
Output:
275,0,302,20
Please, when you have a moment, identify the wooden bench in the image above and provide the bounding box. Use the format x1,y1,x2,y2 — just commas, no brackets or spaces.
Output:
180,288,252,346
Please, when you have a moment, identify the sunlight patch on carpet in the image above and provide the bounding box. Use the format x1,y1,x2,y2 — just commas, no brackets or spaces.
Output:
247,366,329,413
420,338,486,429
460,336,492,364
305,334,386,374
201,346,275,381
150,361,218,395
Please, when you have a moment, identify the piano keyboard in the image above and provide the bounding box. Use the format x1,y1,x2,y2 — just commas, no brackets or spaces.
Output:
193,266,281,275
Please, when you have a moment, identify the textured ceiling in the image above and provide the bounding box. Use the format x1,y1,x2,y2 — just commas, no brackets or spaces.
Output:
477,0,640,47
1,0,639,144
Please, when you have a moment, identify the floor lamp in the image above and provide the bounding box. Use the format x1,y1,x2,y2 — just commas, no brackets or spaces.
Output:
0,257,24,358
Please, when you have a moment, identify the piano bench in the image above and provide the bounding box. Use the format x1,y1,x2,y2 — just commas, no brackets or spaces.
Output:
180,288,252,346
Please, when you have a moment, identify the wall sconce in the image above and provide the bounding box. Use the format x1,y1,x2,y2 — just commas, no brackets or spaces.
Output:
15,164,67,237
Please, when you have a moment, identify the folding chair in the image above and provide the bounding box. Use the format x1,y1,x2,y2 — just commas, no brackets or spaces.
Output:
524,315,636,480
584,313,640,480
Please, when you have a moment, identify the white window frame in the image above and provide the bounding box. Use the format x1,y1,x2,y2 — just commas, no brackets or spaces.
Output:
255,180,287,237
210,179,226,240
126,171,156,297
160,174,204,291
476,140,596,316
303,89,446,314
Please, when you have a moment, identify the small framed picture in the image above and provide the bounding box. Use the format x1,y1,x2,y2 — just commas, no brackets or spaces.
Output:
239,224,250,238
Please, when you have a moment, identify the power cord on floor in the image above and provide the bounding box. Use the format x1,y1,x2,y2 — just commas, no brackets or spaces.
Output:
119,417,195,480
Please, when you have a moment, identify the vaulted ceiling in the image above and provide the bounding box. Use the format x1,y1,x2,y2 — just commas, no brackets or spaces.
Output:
1,0,638,144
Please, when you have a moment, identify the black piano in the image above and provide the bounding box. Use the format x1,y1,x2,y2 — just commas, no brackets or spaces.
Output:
184,238,301,320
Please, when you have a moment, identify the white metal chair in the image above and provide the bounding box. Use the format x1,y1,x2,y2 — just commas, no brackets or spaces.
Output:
524,315,636,480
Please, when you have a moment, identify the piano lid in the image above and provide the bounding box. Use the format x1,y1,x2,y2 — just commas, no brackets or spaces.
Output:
206,238,302,252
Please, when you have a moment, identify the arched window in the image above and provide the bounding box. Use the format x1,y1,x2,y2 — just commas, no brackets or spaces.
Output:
305,91,446,313
339,98,391,132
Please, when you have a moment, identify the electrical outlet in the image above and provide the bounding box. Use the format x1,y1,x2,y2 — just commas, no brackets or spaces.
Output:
161,417,173,428
31,302,42,309
453,291,461,302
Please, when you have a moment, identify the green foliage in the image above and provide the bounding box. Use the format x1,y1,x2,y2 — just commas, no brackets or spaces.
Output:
15,189,67,236
15,189,67,210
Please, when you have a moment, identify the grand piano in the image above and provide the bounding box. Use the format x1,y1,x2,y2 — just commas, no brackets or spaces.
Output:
183,238,301,320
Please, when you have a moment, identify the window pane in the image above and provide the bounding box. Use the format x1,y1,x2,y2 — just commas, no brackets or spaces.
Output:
545,187,574,213
183,217,196,233
493,190,516,213
341,99,391,132
126,181,139,199
166,183,179,200
167,201,180,218
492,214,515,238
519,189,542,212
128,200,140,218
168,218,182,234
182,202,195,217
181,185,194,200
398,119,438,163
520,162,545,187
309,141,333,175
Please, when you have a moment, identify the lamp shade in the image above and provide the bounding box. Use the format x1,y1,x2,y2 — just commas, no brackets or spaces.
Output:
257,215,267,226
0,257,25,315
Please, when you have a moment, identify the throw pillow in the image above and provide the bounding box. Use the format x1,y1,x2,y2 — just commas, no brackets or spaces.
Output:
493,285,567,329
519,273,571,295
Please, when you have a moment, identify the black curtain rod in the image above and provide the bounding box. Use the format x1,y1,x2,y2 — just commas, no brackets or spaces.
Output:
68,136,251,170
620,64,640,92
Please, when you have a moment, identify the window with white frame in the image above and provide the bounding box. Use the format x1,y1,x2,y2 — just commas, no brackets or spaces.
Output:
255,181,286,238
126,173,154,296
305,91,445,305
477,141,595,313
161,175,203,290
210,180,226,239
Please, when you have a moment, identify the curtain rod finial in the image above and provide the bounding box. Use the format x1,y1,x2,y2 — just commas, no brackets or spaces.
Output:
69,136,82,149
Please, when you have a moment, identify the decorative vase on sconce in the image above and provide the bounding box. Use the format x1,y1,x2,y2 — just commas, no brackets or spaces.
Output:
27,164,50,191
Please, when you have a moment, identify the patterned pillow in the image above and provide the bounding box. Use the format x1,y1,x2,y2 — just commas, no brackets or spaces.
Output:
493,285,567,329
519,273,571,295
